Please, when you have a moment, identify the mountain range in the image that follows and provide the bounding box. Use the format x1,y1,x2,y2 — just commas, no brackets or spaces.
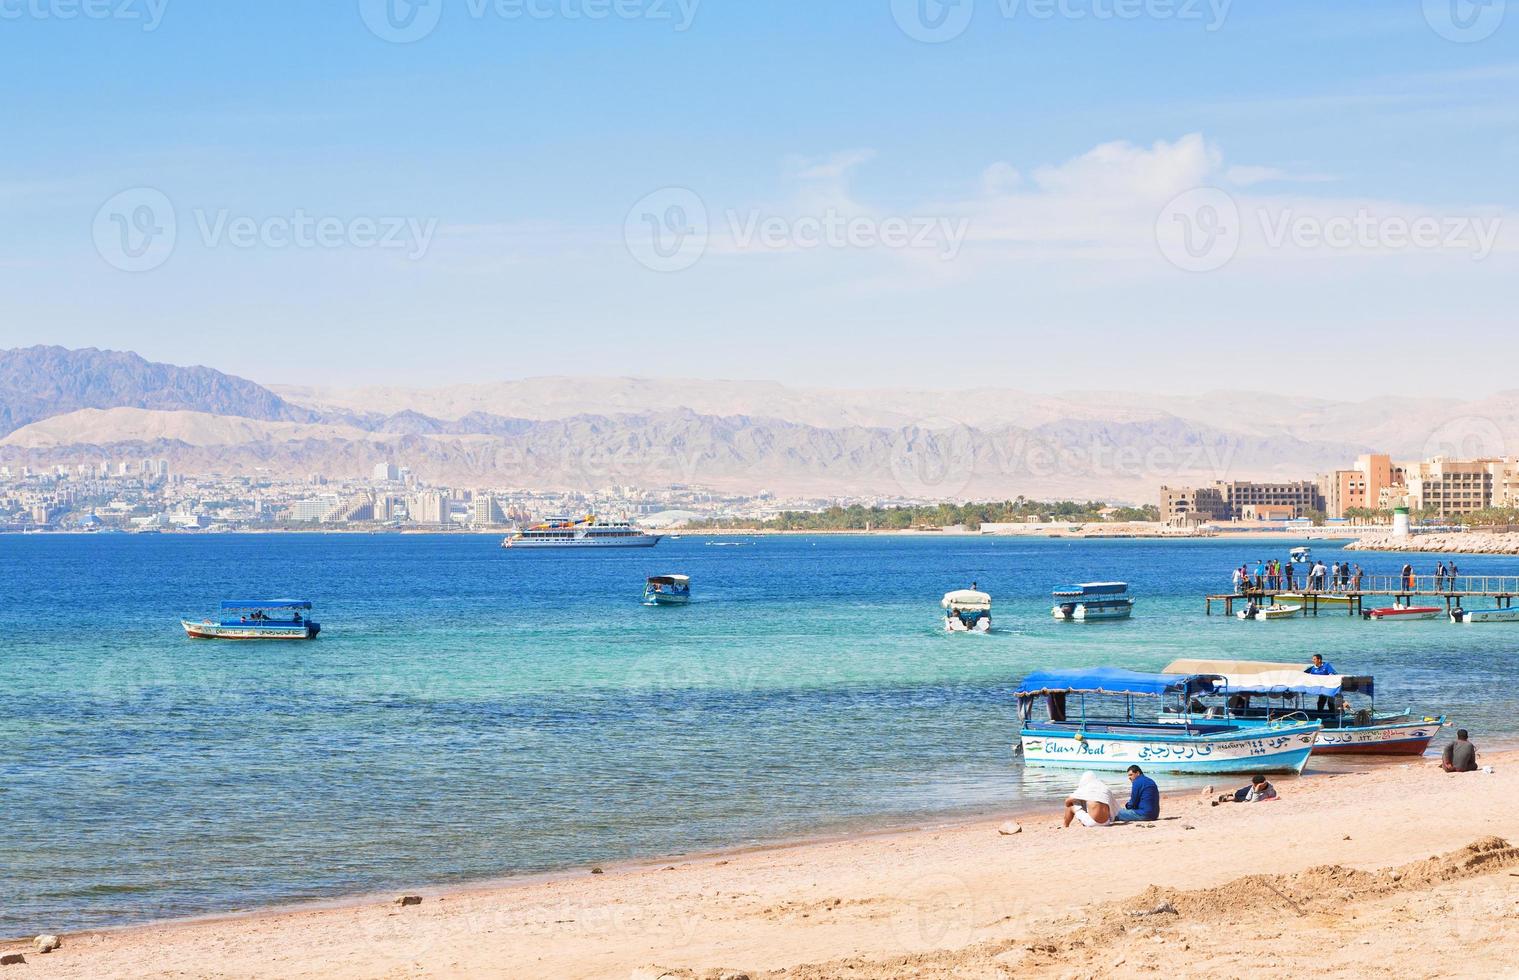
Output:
3,346,1514,501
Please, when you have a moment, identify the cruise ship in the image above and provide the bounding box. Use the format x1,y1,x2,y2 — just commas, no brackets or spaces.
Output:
500,515,662,549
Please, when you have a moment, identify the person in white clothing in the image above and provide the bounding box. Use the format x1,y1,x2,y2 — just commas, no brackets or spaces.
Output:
1062,771,1116,828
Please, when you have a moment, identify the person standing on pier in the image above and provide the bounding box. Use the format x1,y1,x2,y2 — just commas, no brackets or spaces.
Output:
1254,560,1266,590
1402,562,1415,591
1351,564,1363,591
1284,560,1295,590
1449,560,1460,590
1435,561,1447,590
1233,565,1245,593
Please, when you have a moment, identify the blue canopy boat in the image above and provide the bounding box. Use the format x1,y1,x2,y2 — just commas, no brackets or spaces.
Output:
1051,582,1135,621
643,575,691,606
1162,658,1446,756
1015,668,1320,774
181,600,321,640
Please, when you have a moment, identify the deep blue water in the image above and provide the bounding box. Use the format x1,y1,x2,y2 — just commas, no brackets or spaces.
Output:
2,533,1517,935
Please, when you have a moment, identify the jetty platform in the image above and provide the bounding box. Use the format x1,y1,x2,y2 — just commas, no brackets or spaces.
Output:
1205,574,1519,617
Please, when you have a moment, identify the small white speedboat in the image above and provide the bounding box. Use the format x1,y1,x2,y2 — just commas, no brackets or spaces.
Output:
1366,605,1442,621
1237,603,1302,621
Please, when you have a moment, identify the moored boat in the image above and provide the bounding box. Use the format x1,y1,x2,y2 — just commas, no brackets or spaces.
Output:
1237,602,1302,621
1365,605,1442,621
181,600,320,640
1051,582,1134,622
943,589,992,633
1162,658,1445,756
502,515,661,549
1277,592,1353,608
1451,606,1519,624
643,574,691,605
1015,668,1320,774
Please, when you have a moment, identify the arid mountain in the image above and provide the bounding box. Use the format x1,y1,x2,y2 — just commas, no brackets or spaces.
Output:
0,346,316,436
5,346,1509,499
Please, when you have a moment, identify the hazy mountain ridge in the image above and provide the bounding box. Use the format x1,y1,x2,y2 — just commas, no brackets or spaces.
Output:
4,346,1508,499
0,346,318,436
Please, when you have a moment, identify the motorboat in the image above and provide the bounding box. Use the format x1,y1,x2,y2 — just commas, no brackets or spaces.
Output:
1450,606,1519,623
1237,602,1302,621
182,600,321,640
1365,605,1442,621
942,589,992,633
643,575,691,606
1051,582,1134,622
1163,658,1446,756
1014,668,1320,774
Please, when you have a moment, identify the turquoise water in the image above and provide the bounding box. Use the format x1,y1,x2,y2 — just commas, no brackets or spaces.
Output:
2,534,1517,934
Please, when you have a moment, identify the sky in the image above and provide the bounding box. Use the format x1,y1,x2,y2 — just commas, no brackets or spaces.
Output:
1,0,1516,395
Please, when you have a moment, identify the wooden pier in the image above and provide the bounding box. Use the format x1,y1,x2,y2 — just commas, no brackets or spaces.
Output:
1205,574,1519,618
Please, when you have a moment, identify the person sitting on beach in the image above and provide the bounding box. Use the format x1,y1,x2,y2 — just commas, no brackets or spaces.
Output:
1117,765,1160,822
1442,730,1479,773
1062,771,1116,828
1215,775,1277,805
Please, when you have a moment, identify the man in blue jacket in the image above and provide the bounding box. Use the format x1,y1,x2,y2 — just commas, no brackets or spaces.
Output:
1117,765,1160,822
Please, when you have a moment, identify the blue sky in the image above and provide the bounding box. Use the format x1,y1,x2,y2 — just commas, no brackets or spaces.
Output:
1,0,1515,394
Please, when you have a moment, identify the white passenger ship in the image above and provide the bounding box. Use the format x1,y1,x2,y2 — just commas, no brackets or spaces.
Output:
501,515,662,549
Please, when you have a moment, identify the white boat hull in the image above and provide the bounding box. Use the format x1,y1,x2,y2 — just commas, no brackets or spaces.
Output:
503,534,662,548
1019,724,1319,774
1052,603,1134,621
1452,608,1519,623
946,617,991,633
181,620,319,640
1237,604,1302,621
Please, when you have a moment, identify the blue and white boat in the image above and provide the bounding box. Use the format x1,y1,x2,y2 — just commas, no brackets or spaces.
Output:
1051,582,1135,621
1015,668,1320,774
942,589,992,633
643,574,691,606
181,600,321,640
1162,658,1446,757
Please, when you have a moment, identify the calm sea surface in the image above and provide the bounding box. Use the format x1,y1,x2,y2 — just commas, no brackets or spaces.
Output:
2,533,1516,934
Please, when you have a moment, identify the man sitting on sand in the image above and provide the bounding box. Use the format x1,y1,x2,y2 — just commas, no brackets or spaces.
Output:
1117,765,1160,822
1215,774,1277,805
1442,730,1479,773
1062,771,1115,828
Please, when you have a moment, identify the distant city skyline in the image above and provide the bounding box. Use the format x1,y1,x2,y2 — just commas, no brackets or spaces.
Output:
1,4,1515,396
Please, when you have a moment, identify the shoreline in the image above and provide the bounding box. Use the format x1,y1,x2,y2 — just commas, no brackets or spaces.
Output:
12,751,1519,978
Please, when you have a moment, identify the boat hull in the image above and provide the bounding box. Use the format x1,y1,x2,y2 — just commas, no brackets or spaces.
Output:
1278,593,1352,607
1052,602,1134,622
643,593,690,606
1367,607,1441,621
1452,608,1519,623
1238,605,1302,621
1018,724,1319,774
503,535,662,548
1221,716,1443,756
182,620,320,640
946,616,991,633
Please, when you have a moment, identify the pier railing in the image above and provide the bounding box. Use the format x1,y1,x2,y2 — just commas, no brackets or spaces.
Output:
1239,574,1519,596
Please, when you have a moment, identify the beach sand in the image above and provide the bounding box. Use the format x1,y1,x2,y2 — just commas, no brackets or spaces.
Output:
9,754,1518,979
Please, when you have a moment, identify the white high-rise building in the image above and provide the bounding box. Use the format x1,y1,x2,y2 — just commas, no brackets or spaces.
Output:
372,462,400,482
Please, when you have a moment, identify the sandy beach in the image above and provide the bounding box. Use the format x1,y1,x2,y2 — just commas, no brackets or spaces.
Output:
9,752,1518,979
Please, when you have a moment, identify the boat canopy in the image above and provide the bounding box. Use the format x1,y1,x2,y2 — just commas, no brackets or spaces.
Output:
942,590,992,610
1052,582,1129,598
1164,659,1374,698
1016,668,1218,700
647,575,690,586
219,600,313,611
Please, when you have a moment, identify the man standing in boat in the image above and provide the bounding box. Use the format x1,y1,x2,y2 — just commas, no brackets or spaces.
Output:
1305,654,1337,711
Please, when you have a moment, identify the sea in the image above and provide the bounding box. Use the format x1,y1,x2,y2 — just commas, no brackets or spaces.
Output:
2,533,1516,935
